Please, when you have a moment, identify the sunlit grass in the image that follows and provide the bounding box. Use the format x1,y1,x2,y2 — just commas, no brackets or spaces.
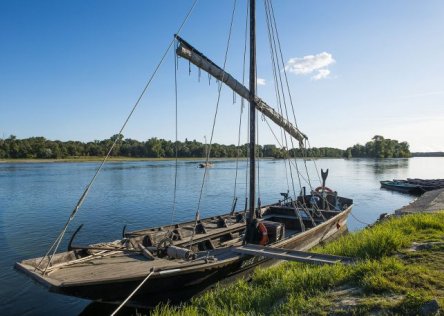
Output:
152,212,444,315
319,212,444,259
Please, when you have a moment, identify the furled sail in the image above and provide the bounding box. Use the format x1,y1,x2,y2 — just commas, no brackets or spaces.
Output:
175,35,308,147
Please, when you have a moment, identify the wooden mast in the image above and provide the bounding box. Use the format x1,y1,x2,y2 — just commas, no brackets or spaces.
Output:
176,0,309,241
247,0,257,241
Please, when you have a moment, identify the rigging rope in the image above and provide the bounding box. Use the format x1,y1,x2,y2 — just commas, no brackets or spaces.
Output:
36,0,199,273
170,40,180,226
257,106,260,206
264,0,302,202
232,0,249,210
264,0,321,223
267,0,322,189
189,0,238,247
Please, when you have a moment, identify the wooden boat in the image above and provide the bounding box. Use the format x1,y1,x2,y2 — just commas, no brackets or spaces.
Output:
380,180,424,195
198,162,214,168
15,0,353,307
16,195,352,305
381,178,444,195
405,178,444,191
198,136,214,168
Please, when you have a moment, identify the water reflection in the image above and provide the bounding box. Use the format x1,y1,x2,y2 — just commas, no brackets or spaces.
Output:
79,303,149,316
79,280,218,315
368,158,409,175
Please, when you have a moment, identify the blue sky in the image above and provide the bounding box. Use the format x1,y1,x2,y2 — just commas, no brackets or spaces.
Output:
1,0,443,151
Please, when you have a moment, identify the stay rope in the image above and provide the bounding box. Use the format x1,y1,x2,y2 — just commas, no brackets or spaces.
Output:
267,0,322,187
170,41,180,226
36,0,199,273
189,0,238,247
264,0,323,222
232,0,249,209
264,0,302,201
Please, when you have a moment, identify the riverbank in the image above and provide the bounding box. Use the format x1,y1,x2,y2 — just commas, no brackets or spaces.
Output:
396,188,444,215
152,211,444,315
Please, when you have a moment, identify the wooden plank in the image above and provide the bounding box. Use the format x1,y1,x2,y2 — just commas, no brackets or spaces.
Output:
232,245,355,265
176,222,245,246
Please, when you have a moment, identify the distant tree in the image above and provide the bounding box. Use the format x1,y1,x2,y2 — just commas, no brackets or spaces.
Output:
345,136,411,158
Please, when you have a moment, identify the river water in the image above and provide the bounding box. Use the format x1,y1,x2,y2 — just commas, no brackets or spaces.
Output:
1,157,443,315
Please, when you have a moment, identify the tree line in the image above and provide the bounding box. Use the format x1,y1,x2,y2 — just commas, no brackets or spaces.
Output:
0,135,410,159
344,135,411,158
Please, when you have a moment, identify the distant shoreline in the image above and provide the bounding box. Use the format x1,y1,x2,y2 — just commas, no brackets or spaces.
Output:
1,156,442,164
0,157,230,163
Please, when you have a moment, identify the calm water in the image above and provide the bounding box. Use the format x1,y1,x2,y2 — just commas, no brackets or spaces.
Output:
1,157,443,315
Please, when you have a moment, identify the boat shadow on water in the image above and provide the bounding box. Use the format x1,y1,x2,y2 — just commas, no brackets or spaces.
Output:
79,279,222,315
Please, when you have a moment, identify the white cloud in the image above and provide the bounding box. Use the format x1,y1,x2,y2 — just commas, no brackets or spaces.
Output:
257,78,266,86
285,52,335,80
312,69,331,80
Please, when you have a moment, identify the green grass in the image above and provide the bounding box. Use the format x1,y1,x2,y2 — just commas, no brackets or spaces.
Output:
152,212,444,315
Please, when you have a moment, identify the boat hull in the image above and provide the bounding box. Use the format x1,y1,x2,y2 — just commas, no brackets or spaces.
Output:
22,206,351,306
380,180,424,195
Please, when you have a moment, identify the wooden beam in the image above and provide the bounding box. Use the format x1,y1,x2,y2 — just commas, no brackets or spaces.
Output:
175,35,307,147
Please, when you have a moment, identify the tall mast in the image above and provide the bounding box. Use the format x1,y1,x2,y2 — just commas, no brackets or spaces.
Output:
247,0,256,239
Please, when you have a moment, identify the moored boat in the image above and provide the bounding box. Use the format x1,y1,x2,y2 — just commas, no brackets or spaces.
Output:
16,192,352,305
15,0,353,307
380,178,444,195
380,180,424,195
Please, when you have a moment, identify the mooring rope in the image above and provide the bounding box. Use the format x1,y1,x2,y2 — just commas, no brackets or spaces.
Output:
350,211,372,226
110,270,154,316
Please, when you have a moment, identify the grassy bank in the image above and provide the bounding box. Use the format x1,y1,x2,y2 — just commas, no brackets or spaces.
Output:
153,212,444,315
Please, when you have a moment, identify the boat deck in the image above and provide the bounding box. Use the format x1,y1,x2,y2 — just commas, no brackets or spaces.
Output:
15,196,353,301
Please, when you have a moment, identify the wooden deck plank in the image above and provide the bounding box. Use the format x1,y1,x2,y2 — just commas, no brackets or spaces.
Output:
48,253,179,283
231,245,355,265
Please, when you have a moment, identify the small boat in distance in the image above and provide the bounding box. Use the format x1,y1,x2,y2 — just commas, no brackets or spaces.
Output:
15,0,353,307
198,136,214,168
198,161,214,168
